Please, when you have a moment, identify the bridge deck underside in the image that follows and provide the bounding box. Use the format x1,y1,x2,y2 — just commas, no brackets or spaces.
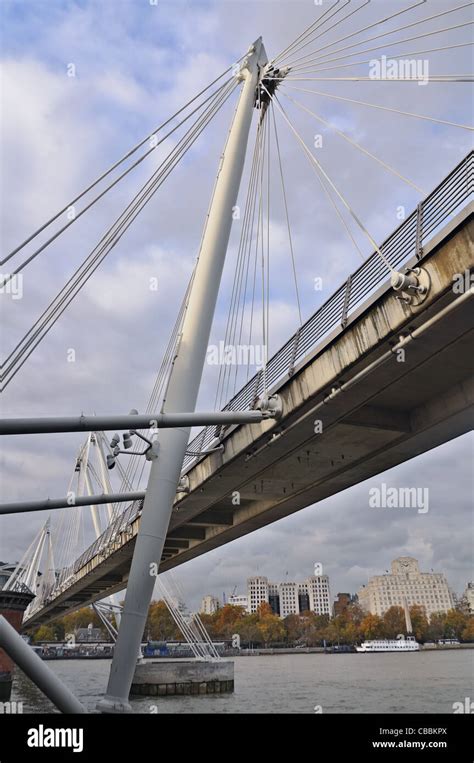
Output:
25,212,474,626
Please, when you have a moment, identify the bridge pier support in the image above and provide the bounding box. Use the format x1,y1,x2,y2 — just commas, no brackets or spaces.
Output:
97,38,268,713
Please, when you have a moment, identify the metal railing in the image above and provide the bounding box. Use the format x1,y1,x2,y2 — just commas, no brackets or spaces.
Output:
29,151,473,614
182,149,473,471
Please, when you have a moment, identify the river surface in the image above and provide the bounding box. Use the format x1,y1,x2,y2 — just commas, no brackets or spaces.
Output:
11,651,473,714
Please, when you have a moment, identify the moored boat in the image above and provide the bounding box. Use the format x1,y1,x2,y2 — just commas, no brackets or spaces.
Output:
356,634,420,652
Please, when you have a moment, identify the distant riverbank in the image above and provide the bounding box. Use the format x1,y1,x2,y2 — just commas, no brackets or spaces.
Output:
237,643,474,656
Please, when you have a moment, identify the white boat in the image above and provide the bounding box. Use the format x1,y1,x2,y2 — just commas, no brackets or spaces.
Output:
356,634,420,652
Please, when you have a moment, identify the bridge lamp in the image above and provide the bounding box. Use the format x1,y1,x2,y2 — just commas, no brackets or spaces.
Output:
123,432,134,449
106,454,116,470
110,433,120,448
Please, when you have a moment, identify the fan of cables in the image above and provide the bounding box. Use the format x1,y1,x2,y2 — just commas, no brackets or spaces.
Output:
0,63,242,391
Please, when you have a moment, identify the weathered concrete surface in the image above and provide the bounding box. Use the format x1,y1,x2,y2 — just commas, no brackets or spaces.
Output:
25,208,474,626
130,659,234,696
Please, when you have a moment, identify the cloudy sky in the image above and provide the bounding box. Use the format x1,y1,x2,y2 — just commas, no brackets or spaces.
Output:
1,0,473,609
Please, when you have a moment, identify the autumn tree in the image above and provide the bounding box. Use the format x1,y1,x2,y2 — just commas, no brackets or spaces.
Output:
383,606,406,638
346,602,365,626
256,602,273,618
341,621,360,645
360,613,385,640
258,612,285,646
284,614,302,644
443,609,469,640
235,614,262,647
425,612,446,642
198,613,217,639
212,604,246,639
146,600,181,641
33,625,57,642
306,614,331,646
461,617,474,642
324,616,345,644
408,605,429,642
62,607,103,636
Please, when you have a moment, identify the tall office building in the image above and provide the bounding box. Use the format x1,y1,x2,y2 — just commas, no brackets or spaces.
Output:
357,557,455,618
247,577,270,613
461,582,474,614
247,574,332,618
200,595,220,615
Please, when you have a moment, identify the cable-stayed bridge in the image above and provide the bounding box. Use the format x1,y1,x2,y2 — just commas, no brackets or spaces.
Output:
8,158,473,627
1,0,473,711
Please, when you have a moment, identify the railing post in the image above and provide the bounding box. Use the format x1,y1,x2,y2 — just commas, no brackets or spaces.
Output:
196,426,207,452
341,276,352,328
415,201,424,260
251,369,263,408
288,329,301,377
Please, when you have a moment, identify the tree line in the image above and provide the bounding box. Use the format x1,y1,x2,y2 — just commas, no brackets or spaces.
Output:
29,600,474,647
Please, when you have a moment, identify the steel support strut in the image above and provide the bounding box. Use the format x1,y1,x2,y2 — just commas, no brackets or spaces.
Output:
0,410,274,436
0,492,146,515
97,38,268,712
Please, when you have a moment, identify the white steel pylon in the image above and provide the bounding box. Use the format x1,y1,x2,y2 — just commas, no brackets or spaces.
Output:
98,38,268,713
65,431,123,619
4,518,51,610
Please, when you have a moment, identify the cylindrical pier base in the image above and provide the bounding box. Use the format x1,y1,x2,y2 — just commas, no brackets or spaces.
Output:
130,659,234,697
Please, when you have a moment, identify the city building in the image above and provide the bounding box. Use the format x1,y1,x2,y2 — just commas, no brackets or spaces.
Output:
461,582,474,614
306,576,332,615
247,573,332,618
227,594,249,612
248,577,270,613
268,583,280,616
200,595,220,615
279,582,299,618
357,557,456,618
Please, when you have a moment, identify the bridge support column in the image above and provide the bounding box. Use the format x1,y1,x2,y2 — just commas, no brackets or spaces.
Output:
97,38,267,712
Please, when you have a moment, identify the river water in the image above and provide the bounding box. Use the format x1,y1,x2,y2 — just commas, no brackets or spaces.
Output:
10,650,473,714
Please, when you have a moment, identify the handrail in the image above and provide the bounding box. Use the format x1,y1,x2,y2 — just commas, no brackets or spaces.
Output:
182,150,473,471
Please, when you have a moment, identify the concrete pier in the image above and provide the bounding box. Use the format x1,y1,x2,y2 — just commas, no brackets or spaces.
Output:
130,659,234,697
0,589,35,701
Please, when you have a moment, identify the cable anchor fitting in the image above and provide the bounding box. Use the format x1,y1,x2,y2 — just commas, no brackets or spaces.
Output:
391,266,431,307
255,393,283,420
